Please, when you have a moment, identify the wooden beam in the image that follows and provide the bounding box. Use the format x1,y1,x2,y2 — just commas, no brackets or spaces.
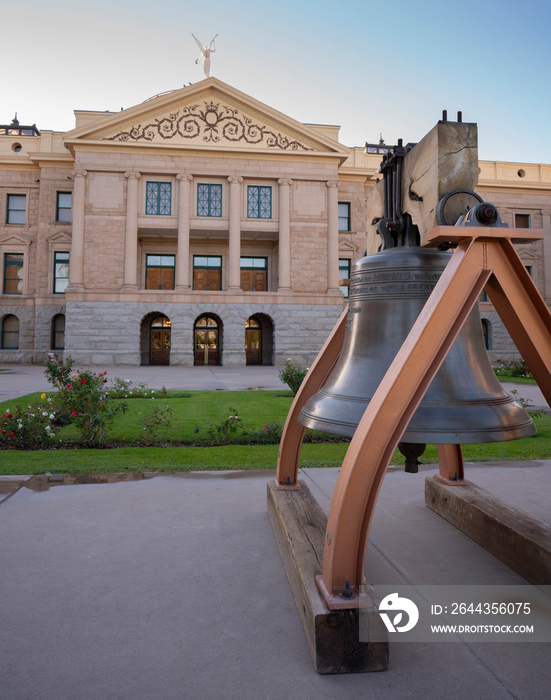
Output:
425,476,551,585
366,121,478,252
267,480,389,673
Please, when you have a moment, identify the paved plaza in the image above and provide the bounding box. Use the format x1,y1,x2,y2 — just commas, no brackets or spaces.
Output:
1,364,550,699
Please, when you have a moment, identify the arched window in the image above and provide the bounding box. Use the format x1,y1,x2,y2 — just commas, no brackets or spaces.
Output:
1,315,19,349
481,319,491,351
51,314,65,350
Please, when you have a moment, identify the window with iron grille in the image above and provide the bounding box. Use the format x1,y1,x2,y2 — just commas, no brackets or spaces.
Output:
247,186,271,219
56,192,72,222
197,184,222,217
146,182,172,216
6,194,26,224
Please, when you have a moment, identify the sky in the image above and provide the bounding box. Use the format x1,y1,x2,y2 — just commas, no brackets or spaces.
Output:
3,0,550,164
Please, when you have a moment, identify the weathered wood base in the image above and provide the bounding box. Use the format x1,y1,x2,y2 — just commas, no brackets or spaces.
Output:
425,476,551,585
267,480,389,674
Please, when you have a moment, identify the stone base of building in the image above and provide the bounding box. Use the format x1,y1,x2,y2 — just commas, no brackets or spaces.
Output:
60,300,344,368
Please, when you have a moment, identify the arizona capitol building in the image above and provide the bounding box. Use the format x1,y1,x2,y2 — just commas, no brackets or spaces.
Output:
1,77,551,367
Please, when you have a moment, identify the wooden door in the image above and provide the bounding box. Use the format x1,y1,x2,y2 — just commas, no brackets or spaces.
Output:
150,328,171,365
241,270,266,292
194,329,219,365
245,328,261,365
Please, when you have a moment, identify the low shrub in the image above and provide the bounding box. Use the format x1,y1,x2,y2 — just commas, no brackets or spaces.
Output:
0,401,57,449
494,358,532,379
279,359,308,395
44,355,128,446
141,405,174,445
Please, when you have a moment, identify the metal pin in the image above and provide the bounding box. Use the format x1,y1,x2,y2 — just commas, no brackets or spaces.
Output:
340,580,354,600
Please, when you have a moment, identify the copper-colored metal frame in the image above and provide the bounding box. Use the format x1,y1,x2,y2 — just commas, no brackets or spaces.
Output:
275,227,551,608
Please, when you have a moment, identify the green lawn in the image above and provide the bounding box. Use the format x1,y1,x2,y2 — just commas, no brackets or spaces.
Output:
1,390,550,475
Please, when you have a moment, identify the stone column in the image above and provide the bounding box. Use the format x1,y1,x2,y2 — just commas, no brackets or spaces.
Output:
227,176,243,291
326,180,340,292
278,179,293,292
176,173,193,289
123,172,141,289
542,210,551,303
67,169,87,290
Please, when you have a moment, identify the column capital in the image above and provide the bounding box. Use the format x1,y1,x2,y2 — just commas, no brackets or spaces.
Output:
177,173,193,182
541,210,551,217
124,171,141,180
326,180,339,189
72,169,87,179
278,178,293,187
228,176,243,184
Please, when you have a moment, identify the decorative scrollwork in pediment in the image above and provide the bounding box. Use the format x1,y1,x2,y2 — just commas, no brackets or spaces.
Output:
105,101,313,150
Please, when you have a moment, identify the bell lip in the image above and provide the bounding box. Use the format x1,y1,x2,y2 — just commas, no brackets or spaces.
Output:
298,410,536,444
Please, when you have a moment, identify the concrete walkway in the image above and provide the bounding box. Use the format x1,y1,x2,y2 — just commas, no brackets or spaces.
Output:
1,464,550,699
1,363,549,409
0,364,289,403
1,363,550,698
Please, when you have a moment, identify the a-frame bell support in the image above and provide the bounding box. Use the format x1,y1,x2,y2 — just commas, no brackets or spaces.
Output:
275,226,551,608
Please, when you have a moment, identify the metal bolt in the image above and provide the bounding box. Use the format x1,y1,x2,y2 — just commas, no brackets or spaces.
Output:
340,580,354,600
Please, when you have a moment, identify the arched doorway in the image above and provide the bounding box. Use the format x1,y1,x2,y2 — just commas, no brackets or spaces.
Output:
245,314,274,365
150,315,171,365
194,315,220,365
245,317,262,365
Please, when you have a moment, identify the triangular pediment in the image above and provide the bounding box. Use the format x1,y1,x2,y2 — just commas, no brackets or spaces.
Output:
64,78,349,157
339,240,360,253
47,231,72,244
0,233,32,246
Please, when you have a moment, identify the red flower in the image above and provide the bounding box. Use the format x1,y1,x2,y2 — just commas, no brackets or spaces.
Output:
8,432,15,438
71,412,77,417
66,384,72,389
80,378,86,384
7,413,13,418
1,429,6,434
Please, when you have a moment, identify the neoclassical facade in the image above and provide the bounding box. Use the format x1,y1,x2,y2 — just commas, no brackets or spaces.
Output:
1,77,550,366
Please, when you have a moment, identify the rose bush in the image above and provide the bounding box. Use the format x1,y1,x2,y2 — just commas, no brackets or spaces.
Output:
44,355,128,446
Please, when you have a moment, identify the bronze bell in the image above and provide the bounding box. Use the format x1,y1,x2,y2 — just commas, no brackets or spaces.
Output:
299,247,535,455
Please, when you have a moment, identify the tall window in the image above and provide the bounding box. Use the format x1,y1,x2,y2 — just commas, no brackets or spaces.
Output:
339,259,351,298
56,192,72,222
3,253,23,294
145,255,175,290
51,314,65,350
1,315,19,349
338,202,351,231
247,186,271,219
146,182,172,215
515,213,530,228
240,257,267,291
193,256,222,290
53,252,70,294
197,184,222,217
6,194,26,224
